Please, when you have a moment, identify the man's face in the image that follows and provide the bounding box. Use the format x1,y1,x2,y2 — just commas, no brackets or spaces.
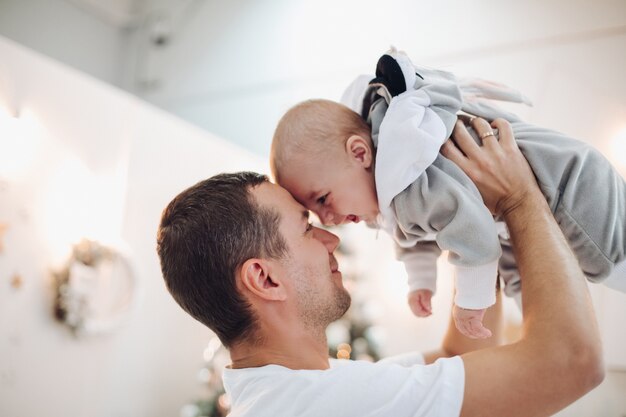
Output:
253,182,351,328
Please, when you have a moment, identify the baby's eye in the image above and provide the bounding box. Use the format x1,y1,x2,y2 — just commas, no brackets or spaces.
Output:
317,193,329,206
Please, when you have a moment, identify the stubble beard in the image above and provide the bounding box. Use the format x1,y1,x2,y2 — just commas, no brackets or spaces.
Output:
294,266,351,333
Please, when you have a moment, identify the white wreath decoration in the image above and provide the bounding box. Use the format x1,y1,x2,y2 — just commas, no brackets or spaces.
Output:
53,239,137,336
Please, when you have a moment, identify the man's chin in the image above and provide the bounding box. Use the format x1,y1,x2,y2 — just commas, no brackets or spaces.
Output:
334,289,352,319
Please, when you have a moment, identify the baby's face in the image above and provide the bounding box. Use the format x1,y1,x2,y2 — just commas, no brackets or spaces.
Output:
278,153,379,226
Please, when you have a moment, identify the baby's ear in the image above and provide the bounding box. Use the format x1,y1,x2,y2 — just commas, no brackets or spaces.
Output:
346,135,373,168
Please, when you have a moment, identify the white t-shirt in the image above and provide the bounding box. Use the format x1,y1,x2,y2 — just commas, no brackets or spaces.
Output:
222,353,465,417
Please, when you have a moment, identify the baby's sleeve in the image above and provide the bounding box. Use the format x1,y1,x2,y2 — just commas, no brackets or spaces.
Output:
396,240,442,294
392,155,501,310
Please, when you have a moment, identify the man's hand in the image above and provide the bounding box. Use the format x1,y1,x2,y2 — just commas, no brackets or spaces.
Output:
453,305,492,339
441,117,537,217
408,289,433,317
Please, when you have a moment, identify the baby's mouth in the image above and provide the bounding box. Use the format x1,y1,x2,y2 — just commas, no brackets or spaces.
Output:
346,215,360,223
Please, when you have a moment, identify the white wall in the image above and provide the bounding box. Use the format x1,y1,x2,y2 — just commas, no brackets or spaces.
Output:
0,35,266,417
129,0,626,156
2,0,625,159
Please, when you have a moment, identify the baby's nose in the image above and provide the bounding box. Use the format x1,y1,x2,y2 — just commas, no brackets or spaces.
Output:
321,210,337,226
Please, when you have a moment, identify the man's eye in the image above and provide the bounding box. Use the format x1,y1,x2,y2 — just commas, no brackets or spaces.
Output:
317,193,328,205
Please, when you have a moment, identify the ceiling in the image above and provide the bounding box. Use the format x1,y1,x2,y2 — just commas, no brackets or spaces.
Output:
65,0,141,27
1,0,625,157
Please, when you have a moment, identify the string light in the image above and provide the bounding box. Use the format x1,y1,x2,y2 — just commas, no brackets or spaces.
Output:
337,343,352,353
337,349,351,360
336,342,352,359
0,108,42,181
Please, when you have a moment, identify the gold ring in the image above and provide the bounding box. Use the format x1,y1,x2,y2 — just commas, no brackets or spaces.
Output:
480,131,496,139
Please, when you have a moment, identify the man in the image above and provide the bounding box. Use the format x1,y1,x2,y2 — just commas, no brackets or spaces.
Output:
157,118,604,416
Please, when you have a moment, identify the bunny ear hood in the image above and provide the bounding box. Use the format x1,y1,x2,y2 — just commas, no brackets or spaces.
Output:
340,47,531,227
369,49,421,99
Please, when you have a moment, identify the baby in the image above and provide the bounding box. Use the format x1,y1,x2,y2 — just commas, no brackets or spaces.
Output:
270,48,626,338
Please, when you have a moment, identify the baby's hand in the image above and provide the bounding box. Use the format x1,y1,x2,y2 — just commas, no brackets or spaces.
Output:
408,289,433,317
453,305,492,339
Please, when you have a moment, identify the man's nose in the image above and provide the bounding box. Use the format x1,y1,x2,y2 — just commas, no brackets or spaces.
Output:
313,227,340,252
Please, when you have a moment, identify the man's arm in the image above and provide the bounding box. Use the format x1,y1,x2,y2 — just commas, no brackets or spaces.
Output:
441,117,604,417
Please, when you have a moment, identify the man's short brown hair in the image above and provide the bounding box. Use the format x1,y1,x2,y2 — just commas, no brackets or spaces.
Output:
156,172,287,348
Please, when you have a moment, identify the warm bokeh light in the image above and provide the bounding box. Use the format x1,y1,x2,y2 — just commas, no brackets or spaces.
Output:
203,337,223,362
42,153,129,263
0,108,43,180
337,349,351,360
337,343,352,354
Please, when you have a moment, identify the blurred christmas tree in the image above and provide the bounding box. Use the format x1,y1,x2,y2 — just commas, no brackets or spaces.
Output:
179,337,230,417
326,227,385,362
327,300,384,361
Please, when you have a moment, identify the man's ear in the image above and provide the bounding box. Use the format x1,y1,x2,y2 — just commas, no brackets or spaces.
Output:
345,135,373,169
239,258,287,301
